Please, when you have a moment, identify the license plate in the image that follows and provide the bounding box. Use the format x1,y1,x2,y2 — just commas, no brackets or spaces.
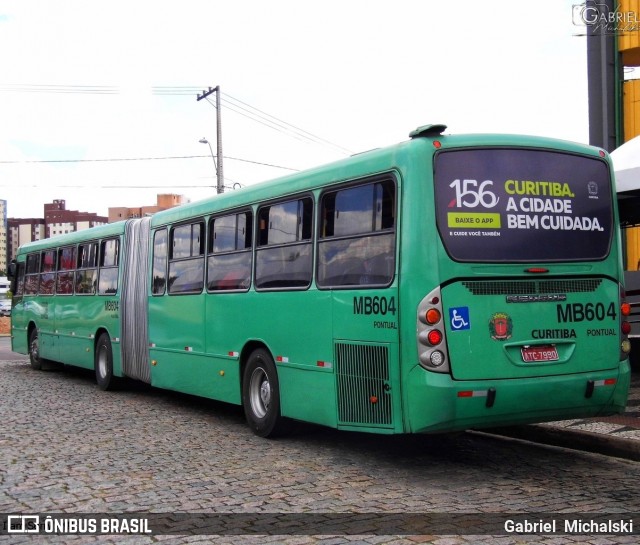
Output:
521,345,559,363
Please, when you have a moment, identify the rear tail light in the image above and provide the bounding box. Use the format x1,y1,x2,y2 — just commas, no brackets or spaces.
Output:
425,308,441,325
427,329,443,346
417,288,450,373
621,285,631,360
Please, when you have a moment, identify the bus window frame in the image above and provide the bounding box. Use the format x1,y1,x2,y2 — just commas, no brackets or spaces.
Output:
56,245,76,296
98,237,121,296
76,241,99,295
316,175,397,290
207,208,253,293
254,194,314,291
24,252,40,295
39,249,57,295
168,219,205,295
152,228,168,296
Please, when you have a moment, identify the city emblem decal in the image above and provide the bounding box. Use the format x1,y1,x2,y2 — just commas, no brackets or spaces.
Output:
489,312,512,341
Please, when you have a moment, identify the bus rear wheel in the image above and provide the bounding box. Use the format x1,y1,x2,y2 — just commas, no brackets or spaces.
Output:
242,349,286,437
95,333,115,391
28,328,43,370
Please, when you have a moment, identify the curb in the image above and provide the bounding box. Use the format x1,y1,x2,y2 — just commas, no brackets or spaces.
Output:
473,424,640,462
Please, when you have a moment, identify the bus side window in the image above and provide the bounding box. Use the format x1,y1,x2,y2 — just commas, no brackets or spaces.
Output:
255,197,313,289
99,238,120,295
14,262,25,297
56,246,76,295
317,179,396,287
76,242,98,295
207,211,252,291
168,222,204,294
39,250,56,295
152,229,168,295
24,253,40,295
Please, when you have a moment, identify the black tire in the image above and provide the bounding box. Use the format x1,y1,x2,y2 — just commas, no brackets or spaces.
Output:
28,328,43,371
95,333,115,391
242,348,286,437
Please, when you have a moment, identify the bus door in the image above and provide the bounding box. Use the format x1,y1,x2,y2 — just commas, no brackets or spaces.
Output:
34,249,60,362
148,222,206,395
9,259,28,355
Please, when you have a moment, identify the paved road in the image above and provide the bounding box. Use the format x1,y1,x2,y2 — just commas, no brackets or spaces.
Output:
1,341,639,544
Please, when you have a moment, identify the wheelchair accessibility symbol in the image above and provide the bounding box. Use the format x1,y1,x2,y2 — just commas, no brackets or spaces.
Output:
449,307,470,331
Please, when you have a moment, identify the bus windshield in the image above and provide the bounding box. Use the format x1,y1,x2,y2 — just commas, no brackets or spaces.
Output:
434,148,613,262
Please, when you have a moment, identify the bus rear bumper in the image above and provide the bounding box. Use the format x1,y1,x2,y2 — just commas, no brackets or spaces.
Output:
405,361,631,434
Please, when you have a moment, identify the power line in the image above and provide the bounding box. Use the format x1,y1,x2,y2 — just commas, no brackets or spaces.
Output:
222,93,353,155
0,154,298,171
0,84,354,154
0,84,119,94
0,183,227,189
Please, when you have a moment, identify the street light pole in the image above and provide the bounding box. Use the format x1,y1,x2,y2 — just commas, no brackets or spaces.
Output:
197,85,224,194
215,87,223,194
198,138,217,187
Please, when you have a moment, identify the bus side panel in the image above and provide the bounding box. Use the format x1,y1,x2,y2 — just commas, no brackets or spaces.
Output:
331,289,403,433
56,298,91,368
10,297,29,355
149,349,241,401
147,293,211,396
251,291,336,427
204,289,337,426
56,297,119,370
30,297,60,362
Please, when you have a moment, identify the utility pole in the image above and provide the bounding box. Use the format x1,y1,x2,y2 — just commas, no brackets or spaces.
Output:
197,86,224,194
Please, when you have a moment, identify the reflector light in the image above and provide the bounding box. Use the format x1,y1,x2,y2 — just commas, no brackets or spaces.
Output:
604,378,616,385
457,391,473,397
621,303,631,316
622,321,631,335
427,330,442,346
426,309,441,325
430,296,440,305
525,267,549,273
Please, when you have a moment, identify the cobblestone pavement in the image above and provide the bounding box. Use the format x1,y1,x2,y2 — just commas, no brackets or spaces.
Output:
483,371,640,461
542,372,640,437
1,357,640,545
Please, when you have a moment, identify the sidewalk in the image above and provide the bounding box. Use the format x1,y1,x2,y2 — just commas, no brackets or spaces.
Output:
484,372,640,461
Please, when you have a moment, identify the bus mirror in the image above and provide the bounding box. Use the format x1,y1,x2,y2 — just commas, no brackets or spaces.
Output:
7,260,16,280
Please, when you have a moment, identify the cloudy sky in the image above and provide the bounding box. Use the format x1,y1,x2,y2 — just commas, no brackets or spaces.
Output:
0,0,602,219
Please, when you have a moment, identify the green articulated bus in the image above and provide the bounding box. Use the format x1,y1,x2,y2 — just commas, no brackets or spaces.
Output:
9,124,632,437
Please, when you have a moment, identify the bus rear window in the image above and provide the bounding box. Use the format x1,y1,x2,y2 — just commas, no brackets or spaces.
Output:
434,148,613,262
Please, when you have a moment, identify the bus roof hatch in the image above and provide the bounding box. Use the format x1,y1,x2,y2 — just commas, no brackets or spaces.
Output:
409,124,447,138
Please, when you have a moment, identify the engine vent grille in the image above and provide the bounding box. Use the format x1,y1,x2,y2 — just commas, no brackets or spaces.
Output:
335,342,392,427
463,279,602,296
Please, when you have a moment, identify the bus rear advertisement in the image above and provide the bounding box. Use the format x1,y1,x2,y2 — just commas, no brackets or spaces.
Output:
8,124,631,437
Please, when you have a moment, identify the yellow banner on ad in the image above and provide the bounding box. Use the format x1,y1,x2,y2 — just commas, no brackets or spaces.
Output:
447,212,501,228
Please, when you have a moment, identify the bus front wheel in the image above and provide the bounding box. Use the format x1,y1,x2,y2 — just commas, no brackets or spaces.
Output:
28,328,43,370
95,333,115,391
242,349,285,437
